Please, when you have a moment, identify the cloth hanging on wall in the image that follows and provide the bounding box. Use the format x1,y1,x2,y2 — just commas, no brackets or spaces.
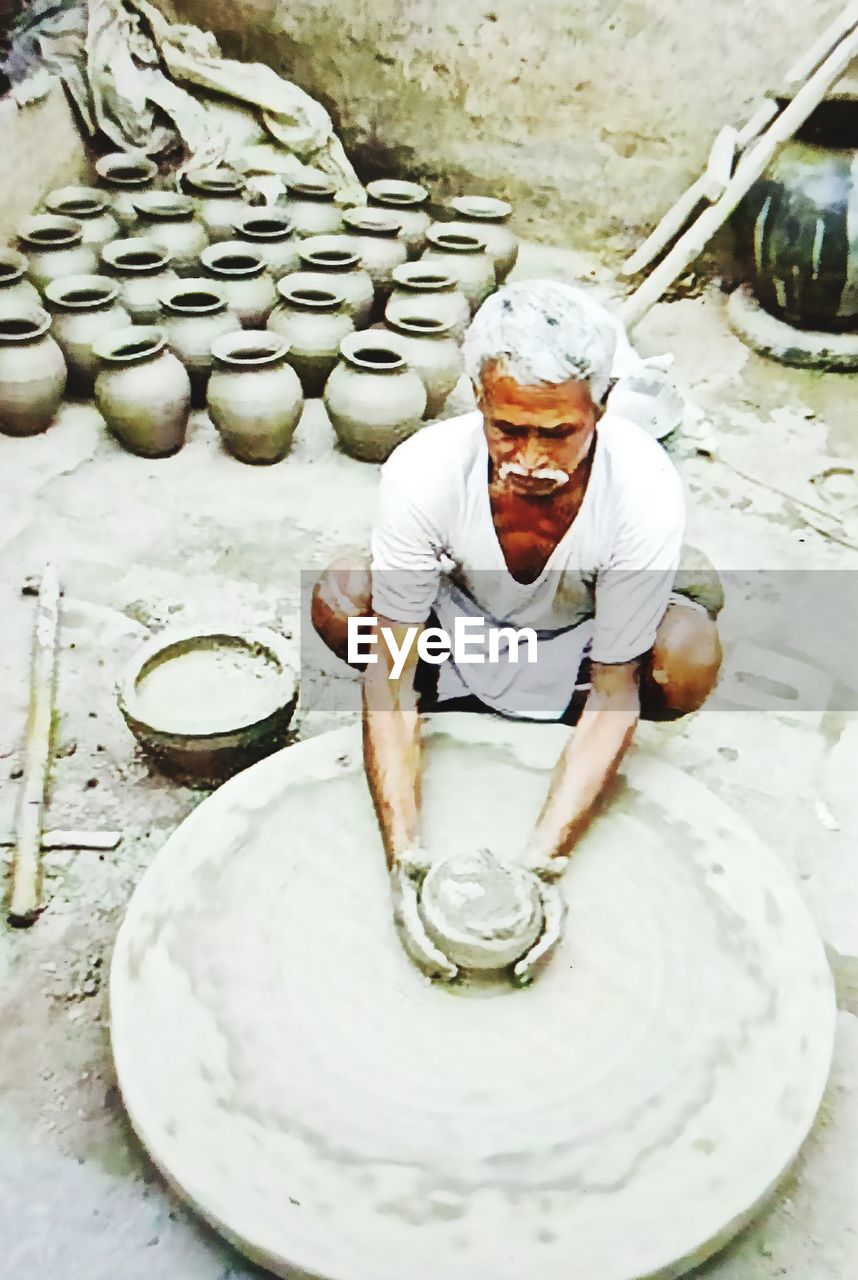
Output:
2,0,363,200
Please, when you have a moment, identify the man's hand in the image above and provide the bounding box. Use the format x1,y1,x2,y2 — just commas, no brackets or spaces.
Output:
512,878,568,986
524,849,572,883
389,846,458,982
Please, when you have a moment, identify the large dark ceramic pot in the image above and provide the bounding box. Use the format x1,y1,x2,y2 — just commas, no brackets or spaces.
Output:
735,105,858,331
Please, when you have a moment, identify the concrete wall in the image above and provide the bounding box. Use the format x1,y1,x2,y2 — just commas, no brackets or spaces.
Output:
154,0,846,258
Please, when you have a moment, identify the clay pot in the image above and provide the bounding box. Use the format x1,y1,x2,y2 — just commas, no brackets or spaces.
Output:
183,168,249,242
421,227,496,313
94,325,191,457
384,312,463,419
94,153,160,231
44,274,131,395
0,249,42,317
43,186,121,250
100,238,179,324
159,280,240,405
284,176,345,237
199,242,276,328
0,309,67,438
341,207,408,299
207,330,304,464
18,216,99,292
366,179,431,258
267,283,354,396
386,262,471,341
324,330,427,461
130,193,209,274
447,196,519,281
292,235,375,326
232,209,300,279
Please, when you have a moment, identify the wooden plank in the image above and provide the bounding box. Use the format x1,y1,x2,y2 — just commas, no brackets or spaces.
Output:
702,125,738,199
782,0,858,85
620,23,858,328
736,99,780,150
7,565,61,927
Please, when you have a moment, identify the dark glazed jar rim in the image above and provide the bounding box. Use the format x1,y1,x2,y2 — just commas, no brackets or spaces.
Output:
18,215,84,250
426,228,487,253
102,238,173,274
277,282,345,310
211,329,290,368
0,309,53,344
95,153,159,188
93,325,166,364
201,244,266,278
45,274,120,310
132,193,197,221
161,280,228,315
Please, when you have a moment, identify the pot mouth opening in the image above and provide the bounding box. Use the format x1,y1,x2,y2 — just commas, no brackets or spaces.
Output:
56,286,115,307
346,344,406,371
95,326,165,362
239,217,293,238
451,195,512,220
133,195,194,220
111,249,168,270
0,313,50,341
281,285,342,309
344,210,402,236
301,248,359,269
189,176,243,194
105,165,152,184
165,289,225,313
113,336,161,359
429,231,484,252
288,178,336,199
0,262,23,283
399,271,455,289
213,332,289,366
391,314,449,335
367,179,429,206
52,198,104,218
206,253,263,275
24,225,81,247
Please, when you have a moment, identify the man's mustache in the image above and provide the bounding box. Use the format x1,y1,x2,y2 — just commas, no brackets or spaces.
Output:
498,462,571,485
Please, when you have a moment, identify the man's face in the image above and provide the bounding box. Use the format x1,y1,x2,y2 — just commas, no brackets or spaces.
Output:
478,366,601,500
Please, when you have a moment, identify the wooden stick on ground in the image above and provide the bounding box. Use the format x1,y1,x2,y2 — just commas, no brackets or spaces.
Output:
8,564,61,927
782,0,858,85
620,21,858,329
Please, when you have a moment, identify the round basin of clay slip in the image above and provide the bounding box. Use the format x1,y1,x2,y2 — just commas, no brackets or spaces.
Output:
117,627,298,786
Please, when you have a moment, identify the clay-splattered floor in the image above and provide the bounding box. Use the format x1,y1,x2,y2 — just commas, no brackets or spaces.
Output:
1,242,856,1279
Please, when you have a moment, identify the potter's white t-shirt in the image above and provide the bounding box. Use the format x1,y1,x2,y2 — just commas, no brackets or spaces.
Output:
371,411,685,719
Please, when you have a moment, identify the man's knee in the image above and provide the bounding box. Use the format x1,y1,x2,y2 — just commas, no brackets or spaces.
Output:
311,552,372,663
647,605,722,715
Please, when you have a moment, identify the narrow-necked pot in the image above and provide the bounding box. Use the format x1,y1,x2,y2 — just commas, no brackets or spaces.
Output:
18,215,99,292
130,193,209,274
183,167,249,242
324,330,427,462
341,207,408,300
284,176,345,237
231,209,300,280
100,238,179,324
0,248,42,316
44,186,121,250
448,195,519,281
386,262,471,340
0,309,67,438
199,242,276,328
421,226,496,313
292,234,375,326
267,283,354,397
159,280,240,405
44,274,131,395
94,326,190,457
95,153,160,231
384,312,464,419
207,330,304,464
366,179,431,258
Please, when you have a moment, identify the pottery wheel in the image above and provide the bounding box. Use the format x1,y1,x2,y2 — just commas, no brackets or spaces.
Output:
110,715,834,1280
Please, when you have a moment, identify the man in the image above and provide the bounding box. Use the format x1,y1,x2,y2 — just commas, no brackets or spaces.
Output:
312,281,722,982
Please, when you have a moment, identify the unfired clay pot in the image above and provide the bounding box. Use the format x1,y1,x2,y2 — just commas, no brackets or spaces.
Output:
0,249,42,317
183,168,250,242
18,216,99,292
207,330,305,464
386,262,471,341
0,309,67,437
448,196,519,281
94,325,191,457
44,186,121,250
292,235,374,326
131,193,209,273
100,238,179,324
341,208,408,299
421,226,496,313
267,283,354,397
284,177,345,237
384,312,463,419
95,153,160,231
199,242,277,328
159,280,240,405
324,330,427,462
44,274,131,395
366,179,431,258
232,209,300,279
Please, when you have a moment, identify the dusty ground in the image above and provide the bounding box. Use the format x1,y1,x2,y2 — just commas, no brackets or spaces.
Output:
1,240,857,1278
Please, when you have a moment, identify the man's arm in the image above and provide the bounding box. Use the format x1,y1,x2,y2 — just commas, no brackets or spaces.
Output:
525,659,641,878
